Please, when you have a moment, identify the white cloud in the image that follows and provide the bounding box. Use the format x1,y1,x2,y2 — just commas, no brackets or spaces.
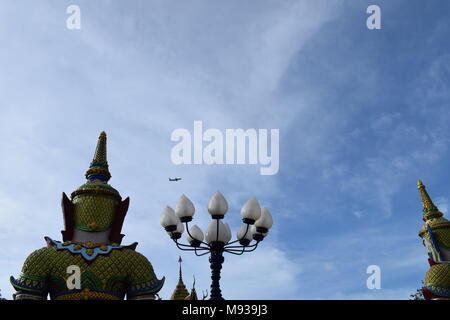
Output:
353,211,364,219
220,245,301,299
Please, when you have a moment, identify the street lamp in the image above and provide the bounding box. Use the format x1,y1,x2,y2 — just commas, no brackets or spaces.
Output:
160,191,273,300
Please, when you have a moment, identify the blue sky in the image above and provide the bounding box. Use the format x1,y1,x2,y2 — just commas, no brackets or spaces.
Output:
1,0,450,299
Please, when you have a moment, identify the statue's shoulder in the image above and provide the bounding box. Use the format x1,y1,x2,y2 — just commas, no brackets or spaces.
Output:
120,247,152,266
23,239,58,268
10,239,59,298
123,249,165,299
119,247,163,281
26,245,55,259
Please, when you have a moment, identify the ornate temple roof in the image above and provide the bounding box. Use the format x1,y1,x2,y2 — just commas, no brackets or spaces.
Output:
184,287,198,300
184,276,198,300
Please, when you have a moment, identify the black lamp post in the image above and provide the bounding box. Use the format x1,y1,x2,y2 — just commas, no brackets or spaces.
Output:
160,192,273,300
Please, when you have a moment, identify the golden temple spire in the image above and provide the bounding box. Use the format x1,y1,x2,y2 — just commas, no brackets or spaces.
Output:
418,180,442,221
170,256,189,300
178,256,183,281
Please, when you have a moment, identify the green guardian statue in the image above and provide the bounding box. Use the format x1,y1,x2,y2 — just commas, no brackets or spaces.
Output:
10,132,165,300
417,180,450,299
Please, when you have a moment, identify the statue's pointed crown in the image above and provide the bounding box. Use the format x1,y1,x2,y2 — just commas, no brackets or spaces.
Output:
417,180,450,258
70,132,122,232
85,131,111,183
417,180,443,222
71,131,121,201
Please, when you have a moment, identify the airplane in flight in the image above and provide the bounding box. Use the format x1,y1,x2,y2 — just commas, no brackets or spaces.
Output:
169,177,182,182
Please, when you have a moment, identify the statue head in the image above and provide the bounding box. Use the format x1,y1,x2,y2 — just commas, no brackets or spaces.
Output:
417,180,450,263
61,132,129,244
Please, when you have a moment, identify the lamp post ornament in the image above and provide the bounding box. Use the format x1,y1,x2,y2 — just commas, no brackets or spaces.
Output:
161,192,273,300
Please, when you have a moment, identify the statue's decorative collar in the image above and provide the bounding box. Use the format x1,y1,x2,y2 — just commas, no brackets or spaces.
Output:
44,237,137,262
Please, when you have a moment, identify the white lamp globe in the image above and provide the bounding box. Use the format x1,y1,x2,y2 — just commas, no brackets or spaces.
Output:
168,220,184,240
205,220,231,244
236,224,253,246
240,197,261,224
186,225,204,247
160,206,178,231
251,224,267,242
255,208,273,233
175,221,185,234
207,191,228,219
222,222,232,244
175,194,195,222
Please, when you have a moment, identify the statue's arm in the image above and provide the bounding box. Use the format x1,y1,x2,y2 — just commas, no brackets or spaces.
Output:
126,251,165,300
10,247,50,300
